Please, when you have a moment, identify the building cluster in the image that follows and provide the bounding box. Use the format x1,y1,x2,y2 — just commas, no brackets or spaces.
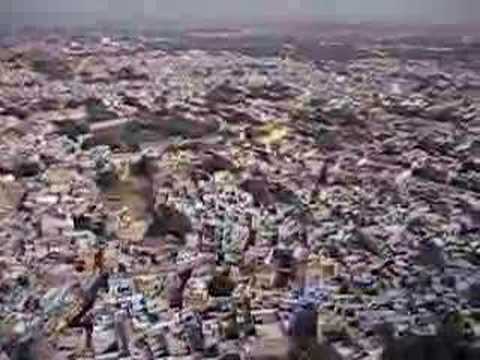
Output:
1,26,480,359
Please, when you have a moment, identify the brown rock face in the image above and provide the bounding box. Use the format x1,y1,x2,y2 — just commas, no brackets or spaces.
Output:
0,176,25,222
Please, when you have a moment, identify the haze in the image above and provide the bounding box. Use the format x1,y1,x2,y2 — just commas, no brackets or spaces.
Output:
1,0,479,28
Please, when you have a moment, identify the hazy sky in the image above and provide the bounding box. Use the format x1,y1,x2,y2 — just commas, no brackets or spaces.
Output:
1,1,479,26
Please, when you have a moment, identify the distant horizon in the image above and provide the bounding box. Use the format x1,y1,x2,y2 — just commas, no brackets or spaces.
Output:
1,0,480,30
2,12,480,32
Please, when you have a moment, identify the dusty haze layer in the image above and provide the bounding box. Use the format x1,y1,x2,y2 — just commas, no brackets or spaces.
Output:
1,0,480,27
